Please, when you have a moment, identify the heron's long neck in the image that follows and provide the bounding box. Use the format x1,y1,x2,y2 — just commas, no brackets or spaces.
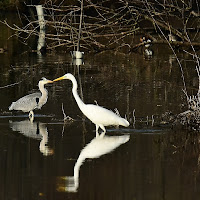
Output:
70,77,85,111
38,83,48,104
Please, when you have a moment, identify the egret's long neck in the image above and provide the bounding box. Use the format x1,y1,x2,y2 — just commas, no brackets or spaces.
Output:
74,155,84,180
38,82,48,105
70,77,85,111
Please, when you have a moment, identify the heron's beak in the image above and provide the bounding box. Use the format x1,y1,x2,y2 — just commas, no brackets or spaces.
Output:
47,80,54,83
53,76,65,82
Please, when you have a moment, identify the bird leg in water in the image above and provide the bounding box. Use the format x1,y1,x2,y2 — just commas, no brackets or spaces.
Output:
95,124,106,137
95,125,100,137
29,111,34,122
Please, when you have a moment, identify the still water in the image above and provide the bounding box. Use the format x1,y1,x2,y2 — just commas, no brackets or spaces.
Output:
1,14,200,200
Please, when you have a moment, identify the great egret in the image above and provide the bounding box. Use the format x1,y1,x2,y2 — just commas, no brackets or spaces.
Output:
9,77,53,121
53,73,129,135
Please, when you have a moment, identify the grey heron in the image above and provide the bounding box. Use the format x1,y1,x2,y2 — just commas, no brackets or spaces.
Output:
9,77,53,121
53,73,129,136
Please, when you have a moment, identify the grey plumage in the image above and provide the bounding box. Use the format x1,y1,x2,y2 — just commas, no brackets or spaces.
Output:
9,77,53,119
9,92,42,112
9,119,42,139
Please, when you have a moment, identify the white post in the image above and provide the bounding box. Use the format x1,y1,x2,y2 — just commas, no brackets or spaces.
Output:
37,31,45,53
36,5,46,54
36,5,45,30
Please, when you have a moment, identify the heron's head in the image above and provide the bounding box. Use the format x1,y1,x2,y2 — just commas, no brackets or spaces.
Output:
53,73,74,82
40,77,53,85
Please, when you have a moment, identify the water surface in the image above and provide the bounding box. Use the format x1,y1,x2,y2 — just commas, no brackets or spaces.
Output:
1,13,200,200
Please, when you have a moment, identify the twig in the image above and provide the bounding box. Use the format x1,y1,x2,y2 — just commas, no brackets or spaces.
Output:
144,0,187,95
61,103,74,123
77,0,84,51
0,81,24,89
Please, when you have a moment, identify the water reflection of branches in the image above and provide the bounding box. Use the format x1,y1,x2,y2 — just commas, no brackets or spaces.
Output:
142,0,200,131
164,131,200,177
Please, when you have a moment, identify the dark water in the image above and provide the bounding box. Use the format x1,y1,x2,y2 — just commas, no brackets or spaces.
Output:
1,13,200,200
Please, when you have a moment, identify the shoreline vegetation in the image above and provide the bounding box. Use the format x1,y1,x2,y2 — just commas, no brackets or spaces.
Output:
1,0,200,130
1,0,199,52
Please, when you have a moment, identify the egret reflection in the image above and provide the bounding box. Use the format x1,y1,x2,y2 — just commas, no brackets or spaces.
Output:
56,134,130,192
9,120,53,156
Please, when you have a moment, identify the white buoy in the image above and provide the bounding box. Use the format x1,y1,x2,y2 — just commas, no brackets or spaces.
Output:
71,51,84,59
72,58,84,66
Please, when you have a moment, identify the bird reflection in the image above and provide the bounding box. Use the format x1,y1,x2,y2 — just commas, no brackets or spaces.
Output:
9,120,53,156
56,134,130,192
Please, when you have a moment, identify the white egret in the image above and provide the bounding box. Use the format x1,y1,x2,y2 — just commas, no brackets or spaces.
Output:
53,73,129,136
9,77,53,121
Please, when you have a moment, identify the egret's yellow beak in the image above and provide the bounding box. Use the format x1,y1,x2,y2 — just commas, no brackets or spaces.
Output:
47,80,54,83
53,76,65,82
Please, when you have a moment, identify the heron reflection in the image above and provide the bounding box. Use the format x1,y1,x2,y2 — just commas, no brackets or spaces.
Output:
56,134,130,192
9,119,53,156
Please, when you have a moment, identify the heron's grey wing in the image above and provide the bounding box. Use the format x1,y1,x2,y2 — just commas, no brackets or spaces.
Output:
9,92,41,112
